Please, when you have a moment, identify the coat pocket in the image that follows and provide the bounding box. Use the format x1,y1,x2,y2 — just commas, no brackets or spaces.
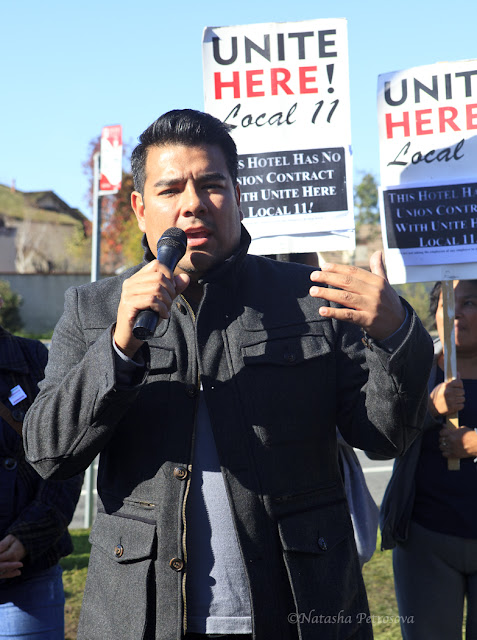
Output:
277,503,369,639
241,330,333,447
242,331,331,367
277,496,353,555
78,512,156,640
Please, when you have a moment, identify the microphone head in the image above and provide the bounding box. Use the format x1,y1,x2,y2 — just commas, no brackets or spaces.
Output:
156,227,187,258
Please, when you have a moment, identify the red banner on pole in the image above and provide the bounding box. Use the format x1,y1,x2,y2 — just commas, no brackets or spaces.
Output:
99,125,122,192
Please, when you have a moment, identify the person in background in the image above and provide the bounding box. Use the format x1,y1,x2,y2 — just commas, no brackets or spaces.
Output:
380,279,477,640
0,295,83,640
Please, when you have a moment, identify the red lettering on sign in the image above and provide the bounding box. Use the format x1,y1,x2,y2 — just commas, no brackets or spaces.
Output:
386,104,477,138
299,66,318,94
467,103,477,129
415,109,433,135
439,107,460,133
214,72,240,99
246,70,265,97
386,112,410,138
271,68,293,95
214,67,321,99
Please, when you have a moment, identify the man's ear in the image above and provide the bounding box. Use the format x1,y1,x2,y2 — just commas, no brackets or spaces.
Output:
235,184,243,221
131,191,146,232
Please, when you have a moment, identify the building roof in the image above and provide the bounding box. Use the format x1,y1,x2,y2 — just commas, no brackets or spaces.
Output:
0,183,87,226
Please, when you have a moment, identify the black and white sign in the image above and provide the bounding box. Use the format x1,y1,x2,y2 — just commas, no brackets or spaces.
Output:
377,59,477,282
203,19,353,254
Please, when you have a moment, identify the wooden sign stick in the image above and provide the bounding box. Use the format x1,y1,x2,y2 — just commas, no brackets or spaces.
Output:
441,280,460,471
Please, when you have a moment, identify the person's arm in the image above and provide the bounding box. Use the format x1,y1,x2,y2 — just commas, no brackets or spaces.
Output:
5,472,83,565
309,252,434,456
23,286,133,480
0,336,82,578
24,261,189,481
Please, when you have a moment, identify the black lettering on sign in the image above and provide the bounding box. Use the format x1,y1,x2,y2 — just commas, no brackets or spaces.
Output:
238,148,347,217
383,183,477,249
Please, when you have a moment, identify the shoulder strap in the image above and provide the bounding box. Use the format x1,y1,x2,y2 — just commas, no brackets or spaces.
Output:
0,400,23,436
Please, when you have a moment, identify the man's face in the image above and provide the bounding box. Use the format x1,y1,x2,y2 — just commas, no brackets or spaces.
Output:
131,143,242,280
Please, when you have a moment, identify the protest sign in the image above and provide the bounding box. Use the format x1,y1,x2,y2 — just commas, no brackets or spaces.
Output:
377,61,477,470
377,59,477,283
203,19,354,255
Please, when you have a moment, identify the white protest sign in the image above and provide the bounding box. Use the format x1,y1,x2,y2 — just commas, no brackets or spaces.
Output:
377,59,477,283
203,19,354,255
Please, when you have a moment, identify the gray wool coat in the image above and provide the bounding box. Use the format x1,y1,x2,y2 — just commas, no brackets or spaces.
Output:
23,228,433,640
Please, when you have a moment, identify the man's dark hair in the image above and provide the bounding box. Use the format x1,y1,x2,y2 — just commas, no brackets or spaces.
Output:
131,109,238,195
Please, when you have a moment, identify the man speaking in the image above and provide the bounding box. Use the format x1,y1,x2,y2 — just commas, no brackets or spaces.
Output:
23,109,433,640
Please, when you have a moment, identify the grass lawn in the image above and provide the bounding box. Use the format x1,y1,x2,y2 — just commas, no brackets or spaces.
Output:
61,530,91,640
62,530,404,640
361,540,402,640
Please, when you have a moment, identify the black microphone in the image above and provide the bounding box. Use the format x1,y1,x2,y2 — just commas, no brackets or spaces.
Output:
132,227,187,340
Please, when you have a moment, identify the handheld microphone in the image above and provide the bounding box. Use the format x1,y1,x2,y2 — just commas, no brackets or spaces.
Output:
132,227,187,340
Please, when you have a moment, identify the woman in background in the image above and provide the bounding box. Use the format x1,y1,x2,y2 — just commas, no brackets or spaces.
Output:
380,279,477,640
0,295,83,640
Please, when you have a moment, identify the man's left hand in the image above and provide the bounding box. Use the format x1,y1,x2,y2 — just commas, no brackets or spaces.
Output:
309,251,405,341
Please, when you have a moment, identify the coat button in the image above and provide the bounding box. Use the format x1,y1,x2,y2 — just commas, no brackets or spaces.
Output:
11,408,25,422
318,537,328,551
173,466,188,480
284,352,296,363
185,384,197,398
169,557,184,571
3,457,17,471
114,544,124,558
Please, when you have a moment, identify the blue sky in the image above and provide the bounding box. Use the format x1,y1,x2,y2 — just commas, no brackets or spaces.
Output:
1,0,475,216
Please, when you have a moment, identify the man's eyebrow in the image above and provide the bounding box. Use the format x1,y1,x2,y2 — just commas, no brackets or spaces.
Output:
153,177,183,188
198,171,228,182
152,172,228,188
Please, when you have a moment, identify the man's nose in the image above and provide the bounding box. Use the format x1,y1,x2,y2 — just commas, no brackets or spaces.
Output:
180,184,207,216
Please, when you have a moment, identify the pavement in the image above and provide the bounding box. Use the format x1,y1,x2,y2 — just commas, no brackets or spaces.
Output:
355,448,394,506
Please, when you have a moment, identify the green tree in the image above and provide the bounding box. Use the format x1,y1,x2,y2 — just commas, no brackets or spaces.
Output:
0,280,23,332
393,282,435,332
354,173,380,232
66,223,92,271
102,172,143,269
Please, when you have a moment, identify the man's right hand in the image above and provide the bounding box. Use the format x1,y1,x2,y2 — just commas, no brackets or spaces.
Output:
114,261,190,358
